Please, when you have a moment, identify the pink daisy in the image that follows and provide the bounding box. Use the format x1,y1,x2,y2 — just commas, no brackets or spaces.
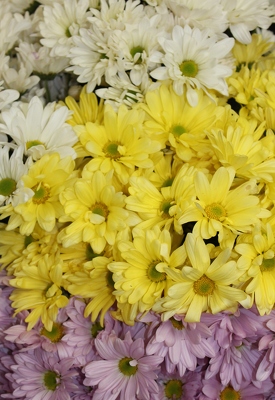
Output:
83,330,163,400
156,370,202,400
6,349,78,399
256,315,275,382
146,315,217,376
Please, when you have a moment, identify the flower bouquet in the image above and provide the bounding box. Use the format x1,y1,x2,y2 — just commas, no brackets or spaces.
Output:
1,0,275,399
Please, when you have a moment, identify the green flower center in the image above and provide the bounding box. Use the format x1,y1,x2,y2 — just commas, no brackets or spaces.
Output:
164,379,183,399
43,370,59,391
40,322,64,343
103,142,121,159
24,235,35,248
160,200,173,218
26,140,44,150
260,257,275,272
130,46,144,64
0,178,17,197
65,27,71,38
147,261,166,283
91,321,104,338
162,177,174,188
205,203,227,221
86,244,101,260
193,274,215,296
179,60,198,77
106,269,115,290
118,357,138,376
220,386,241,400
170,317,184,330
32,183,50,204
171,125,187,137
92,202,109,219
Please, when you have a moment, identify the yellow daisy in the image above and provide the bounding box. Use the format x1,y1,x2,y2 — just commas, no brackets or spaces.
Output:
153,233,248,322
73,103,161,185
179,167,269,245
10,153,74,236
108,226,187,325
140,84,219,161
9,254,69,331
58,170,140,253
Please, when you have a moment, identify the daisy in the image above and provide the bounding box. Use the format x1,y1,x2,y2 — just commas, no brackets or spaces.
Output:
153,233,248,322
0,11,31,54
157,370,202,400
109,226,187,325
0,145,33,207
150,24,234,106
7,349,78,399
39,0,91,57
0,96,78,160
0,80,19,112
83,330,163,400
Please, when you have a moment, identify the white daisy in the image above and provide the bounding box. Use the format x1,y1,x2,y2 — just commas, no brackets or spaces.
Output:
222,0,275,44
150,24,234,106
0,81,19,112
0,97,78,160
39,0,91,57
0,12,31,54
0,146,33,207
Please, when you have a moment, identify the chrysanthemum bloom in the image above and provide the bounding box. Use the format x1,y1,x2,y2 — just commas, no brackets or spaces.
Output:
235,223,275,315
179,167,268,246
74,104,161,185
59,170,139,253
0,96,78,160
126,164,196,233
157,370,202,400
83,331,163,400
140,85,219,161
109,227,187,325
201,376,274,400
150,24,234,106
9,254,69,331
153,233,248,322
256,314,275,382
146,315,217,376
7,153,75,235
7,349,78,399
0,80,19,111
66,255,116,326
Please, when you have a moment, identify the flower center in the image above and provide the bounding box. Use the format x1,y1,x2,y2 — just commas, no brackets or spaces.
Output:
0,178,17,196
24,235,35,248
260,257,275,272
32,183,50,204
40,322,64,343
118,357,138,376
106,270,115,290
193,274,215,296
91,321,104,338
103,142,121,159
86,244,101,260
26,140,44,150
205,203,226,221
170,317,184,330
43,370,59,391
220,386,241,400
91,202,109,219
147,261,166,283
162,177,174,188
179,60,198,77
171,125,187,137
130,45,144,64
164,379,183,399
160,200,173,218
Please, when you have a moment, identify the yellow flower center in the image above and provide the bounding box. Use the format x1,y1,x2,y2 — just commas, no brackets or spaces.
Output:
220,386,241,400
40,322,64,343
171,125,187,137
0,178,17,196
193,274,215,296
118,357,138,376
179,60,198,77
130,45,144,64
170,317,184,330
164,379,183,399
260,257,275,272
26,140,44,150
91,202,109,219
103,142,121,159
32,183,50,204
147,261,166,283
43,370,59,391
205,203,226,221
